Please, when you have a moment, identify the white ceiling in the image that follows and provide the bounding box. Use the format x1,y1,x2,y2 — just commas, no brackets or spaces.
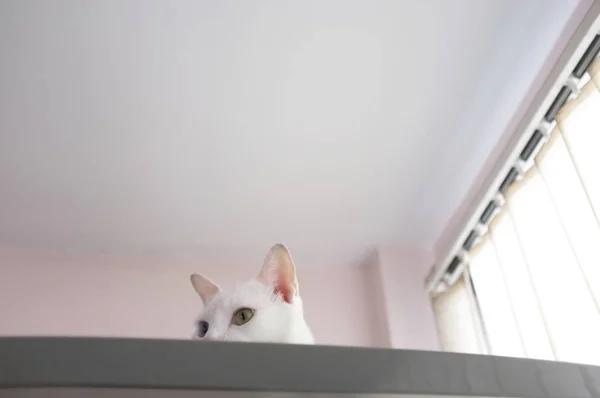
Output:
0,0,585,267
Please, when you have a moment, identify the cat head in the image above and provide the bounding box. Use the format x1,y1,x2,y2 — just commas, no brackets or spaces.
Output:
190,243,313,343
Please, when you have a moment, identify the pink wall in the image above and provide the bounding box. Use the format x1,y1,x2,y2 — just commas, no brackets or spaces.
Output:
0,247,438,349
376,248,440,350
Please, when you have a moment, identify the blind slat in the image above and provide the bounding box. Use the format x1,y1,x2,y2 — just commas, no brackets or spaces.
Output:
469,236,524,358
488,211,554,360
432,278,481,354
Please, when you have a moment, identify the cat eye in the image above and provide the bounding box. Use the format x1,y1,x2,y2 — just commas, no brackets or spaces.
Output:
197,321,209,338
233,308,254,326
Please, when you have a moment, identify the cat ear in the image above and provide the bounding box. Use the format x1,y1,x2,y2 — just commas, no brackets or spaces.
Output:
190,273,221,305
257,243,299,304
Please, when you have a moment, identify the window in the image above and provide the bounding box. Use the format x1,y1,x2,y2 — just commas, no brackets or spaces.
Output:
433,43,600,365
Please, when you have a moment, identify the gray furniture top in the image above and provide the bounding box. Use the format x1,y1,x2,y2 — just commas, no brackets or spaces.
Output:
1,337,599,398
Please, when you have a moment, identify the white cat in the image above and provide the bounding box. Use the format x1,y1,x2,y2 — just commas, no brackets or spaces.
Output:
190,243,315,344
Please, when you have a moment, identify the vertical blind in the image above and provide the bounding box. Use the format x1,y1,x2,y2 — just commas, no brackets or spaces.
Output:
434,55,600,365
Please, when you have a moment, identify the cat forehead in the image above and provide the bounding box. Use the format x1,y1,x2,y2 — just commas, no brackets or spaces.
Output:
204,279,272,312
